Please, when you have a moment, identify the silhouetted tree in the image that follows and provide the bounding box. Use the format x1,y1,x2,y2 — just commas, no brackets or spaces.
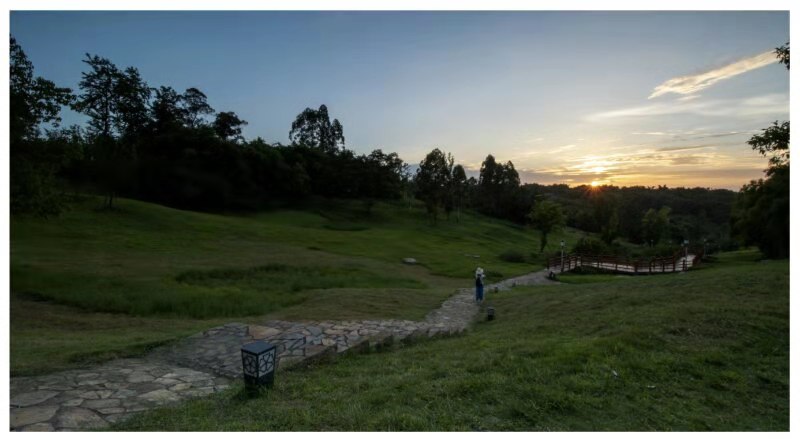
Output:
10,37,74,143
182,87,214,128
450,164,467,222
528,199,565,253
114,66,151,144
478,154,499,214
732,166,789,258
478,154,522,219
213,111,248,142
289,104,345,153
10,36,75,215
151,86,185,134
776,42,789,69
731,42,790,258
748,121,789,172
641,207,671,246
415,148,452,223
75,54,122,141
74,54,135,208
592,190,621,245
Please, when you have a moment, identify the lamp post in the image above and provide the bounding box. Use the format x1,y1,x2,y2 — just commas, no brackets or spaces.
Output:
682,239,689,272
560,240,565,272
241,341,277,394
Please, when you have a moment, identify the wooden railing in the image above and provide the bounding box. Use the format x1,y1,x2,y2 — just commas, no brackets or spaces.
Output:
547,247,704,275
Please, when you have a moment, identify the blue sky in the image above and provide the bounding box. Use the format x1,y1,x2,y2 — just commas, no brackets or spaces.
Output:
10,11,789,189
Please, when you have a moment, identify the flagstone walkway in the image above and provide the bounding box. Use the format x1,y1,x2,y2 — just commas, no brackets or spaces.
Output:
10,268,556,431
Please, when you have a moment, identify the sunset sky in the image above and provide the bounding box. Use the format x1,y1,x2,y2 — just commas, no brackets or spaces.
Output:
10,11,790,189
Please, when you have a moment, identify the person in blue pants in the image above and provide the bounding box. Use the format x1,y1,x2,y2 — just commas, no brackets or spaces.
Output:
475,267,485,304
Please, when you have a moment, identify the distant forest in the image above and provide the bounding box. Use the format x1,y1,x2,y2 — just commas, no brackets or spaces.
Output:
10,37,788,258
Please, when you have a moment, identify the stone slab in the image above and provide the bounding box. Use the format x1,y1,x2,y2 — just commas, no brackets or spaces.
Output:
10,405,59,429
10,390,59,408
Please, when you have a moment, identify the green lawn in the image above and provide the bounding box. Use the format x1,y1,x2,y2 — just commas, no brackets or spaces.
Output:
9,294,232,376
10,196,588,375
112,250,789,431
555,272,630,285
11,196,587,318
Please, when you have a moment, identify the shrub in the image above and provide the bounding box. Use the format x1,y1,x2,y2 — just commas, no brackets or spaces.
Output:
498,249,526,263
636,244,683,259
571,237,610,255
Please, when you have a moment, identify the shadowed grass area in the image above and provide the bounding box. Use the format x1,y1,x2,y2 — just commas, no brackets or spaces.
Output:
11,196,588,374
10,196,587,319
112,250,788,431
176,263,425,292
556,273,632,285
9,294,234,376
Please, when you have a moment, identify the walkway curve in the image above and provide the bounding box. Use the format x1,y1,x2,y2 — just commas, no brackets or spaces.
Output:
10,268,556,431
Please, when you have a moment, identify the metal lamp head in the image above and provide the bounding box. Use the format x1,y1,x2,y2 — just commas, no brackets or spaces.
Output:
241,341,277,391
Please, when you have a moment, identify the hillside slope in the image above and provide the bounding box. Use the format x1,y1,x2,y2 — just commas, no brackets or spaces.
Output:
11,196,585,374
114,250,789,431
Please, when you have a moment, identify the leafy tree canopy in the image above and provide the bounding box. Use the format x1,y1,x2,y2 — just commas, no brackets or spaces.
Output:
289,104,345,152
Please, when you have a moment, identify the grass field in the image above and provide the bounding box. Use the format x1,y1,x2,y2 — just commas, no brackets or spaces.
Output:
10,196,587,375
111,250,789,431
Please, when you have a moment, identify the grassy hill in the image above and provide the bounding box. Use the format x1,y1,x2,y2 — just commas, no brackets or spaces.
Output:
10,196,586,375
112,251,789,431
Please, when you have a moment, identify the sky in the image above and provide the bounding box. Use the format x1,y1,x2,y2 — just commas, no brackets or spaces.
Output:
10,11,790,189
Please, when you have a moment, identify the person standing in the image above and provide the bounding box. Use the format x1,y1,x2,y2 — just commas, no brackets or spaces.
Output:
475,267,485,304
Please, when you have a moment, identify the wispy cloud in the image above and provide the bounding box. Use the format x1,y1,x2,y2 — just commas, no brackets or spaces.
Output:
656,144,716,152
587,93,788,121
631,131,669,136
519,149,765,189
549,144,577,154
648,50,778,99
631,128,758,143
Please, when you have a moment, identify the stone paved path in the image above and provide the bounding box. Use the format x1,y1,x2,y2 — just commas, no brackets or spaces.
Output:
9,268,555,431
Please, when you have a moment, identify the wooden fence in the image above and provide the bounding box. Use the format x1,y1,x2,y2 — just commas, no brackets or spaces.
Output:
547,247,704,275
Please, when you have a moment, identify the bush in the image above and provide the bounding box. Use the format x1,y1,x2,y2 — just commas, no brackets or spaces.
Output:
636,244,683,259
570,237,610,255
498,249,526,263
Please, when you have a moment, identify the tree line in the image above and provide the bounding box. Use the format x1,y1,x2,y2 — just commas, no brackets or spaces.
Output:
413,147,736,251
10,36,409,215
9,36,788,259
730,42,790,259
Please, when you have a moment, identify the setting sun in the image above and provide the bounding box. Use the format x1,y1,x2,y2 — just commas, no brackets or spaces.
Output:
591,181,600,187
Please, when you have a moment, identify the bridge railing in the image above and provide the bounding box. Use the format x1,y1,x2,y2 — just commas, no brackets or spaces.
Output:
546,246,704,274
